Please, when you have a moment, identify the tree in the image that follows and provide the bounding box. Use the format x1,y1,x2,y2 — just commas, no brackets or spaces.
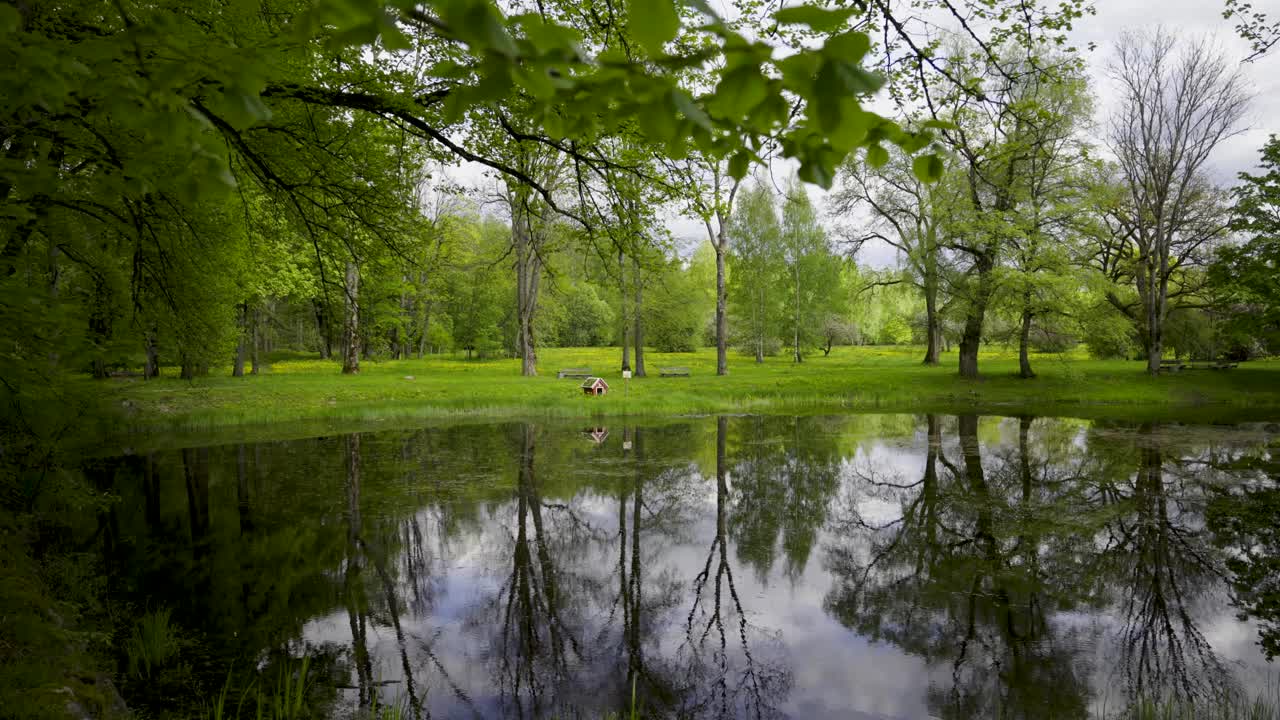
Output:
500,147,567,376
780,178,843,363
727,182,784,362
1210,135,1280,354
1105,30,1249,374
444,219,510,359
1223,0,1279,61
1002,61,1093,378
830,147,955,364
644,257,710,353
681,159,741,376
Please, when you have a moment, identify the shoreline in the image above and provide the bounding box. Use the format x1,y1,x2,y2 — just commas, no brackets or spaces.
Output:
81,346,1280,451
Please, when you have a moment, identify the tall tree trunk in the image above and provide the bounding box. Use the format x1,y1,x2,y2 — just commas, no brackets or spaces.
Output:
619,247,630,372
514,210,540,376
398,285,411,359
633,254,646,377
747,286,757,361
1141,267,1168,375
793,265,802,363
144,326,160,379
233,302,248,377
313,299,332,360
179,350,197,380
1018,291,1035,379
958,253,994,379
715,244,728,376
342,261,361,374
922,269,941,365
250,306,261,375
89,275,112,379
419,302,430,358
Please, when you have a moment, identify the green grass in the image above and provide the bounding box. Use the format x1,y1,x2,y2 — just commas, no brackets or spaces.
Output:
1100,692,1280,720
99,345,1280,439
125,608,179,680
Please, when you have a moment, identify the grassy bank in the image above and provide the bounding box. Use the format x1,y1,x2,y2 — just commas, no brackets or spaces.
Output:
97,345,1280,438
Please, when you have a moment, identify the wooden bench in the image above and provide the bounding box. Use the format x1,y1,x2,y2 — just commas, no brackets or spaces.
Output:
1160,358,1240,373
556,368,592,379
659,366,691,377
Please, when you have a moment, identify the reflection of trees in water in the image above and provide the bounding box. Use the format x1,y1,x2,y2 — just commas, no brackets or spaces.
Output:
729,417,842,583
677,416,792,720
825,414,1094,719
460,423,700,717
342,432,480,720
458,419,796,718
597,426,688,715
1206,444,1280,660
1094,425,1230,702
98,416,1280,718
492,422,583,717
825,415,1262,713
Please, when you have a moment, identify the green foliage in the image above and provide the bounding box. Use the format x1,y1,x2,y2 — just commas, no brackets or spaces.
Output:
1211,135,1280,355
877,315,914,345
125,608,180,680
645,258,709,352
627,0,679,56
202,655,315,720
780,178,846,360
728,182,786,358
553,282,616,347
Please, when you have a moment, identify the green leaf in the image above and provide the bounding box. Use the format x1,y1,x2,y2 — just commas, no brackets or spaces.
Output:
797,146,836,189
777,53,820,97
822,31,871,62
713,64,768,119
813,62,845,134
912,153,945,182
628,0,680,56
829,60,882,94
773,5,858,32
898,131,932,154
512,14,583,55
727,150,751,180
671,89,713,131
514,65,554,99
921,118,959,130
543,109,566,139
636,100,678,142
866,144,889,168
829,105,872,153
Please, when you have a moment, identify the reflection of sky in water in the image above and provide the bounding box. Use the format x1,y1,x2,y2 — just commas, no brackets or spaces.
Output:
128,416,1280,719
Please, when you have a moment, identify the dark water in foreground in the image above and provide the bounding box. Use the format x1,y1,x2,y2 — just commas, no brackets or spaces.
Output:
91,415,1280,719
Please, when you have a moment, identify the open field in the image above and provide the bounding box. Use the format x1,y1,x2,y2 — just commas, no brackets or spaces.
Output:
96,345,1280,440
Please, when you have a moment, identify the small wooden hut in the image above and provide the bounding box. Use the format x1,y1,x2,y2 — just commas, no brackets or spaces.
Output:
581,377,609,396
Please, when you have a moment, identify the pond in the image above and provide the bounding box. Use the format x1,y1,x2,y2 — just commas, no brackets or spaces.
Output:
89,414,1280,719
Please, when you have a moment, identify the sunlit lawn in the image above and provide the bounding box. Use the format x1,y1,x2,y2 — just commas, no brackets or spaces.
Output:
98,345,1280,436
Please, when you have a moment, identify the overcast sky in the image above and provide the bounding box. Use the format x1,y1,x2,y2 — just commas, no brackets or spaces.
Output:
835,0,1280,267
445,0,1280,269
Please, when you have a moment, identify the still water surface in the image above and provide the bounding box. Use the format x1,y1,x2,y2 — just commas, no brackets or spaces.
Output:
98,415,1280,718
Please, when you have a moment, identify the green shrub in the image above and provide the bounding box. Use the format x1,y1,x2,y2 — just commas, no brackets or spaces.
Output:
125,608,180,680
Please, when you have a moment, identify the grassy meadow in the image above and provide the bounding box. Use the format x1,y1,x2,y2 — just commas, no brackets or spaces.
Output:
97,345,1280,439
